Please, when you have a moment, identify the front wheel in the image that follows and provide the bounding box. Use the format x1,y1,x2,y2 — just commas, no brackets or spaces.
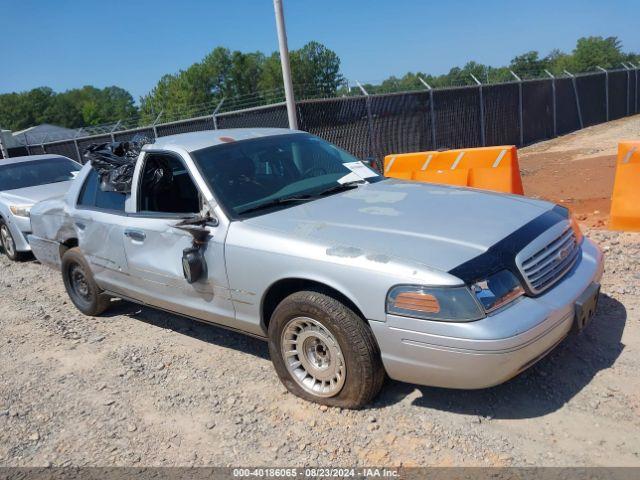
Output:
268,290,385,409
61,247,111,316
0,221,28,261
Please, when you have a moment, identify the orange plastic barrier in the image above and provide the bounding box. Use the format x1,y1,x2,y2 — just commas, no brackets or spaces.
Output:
610,141,640,231
383,146,524,195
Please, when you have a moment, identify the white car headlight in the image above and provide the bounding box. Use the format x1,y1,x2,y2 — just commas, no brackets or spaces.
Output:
9,205,33,218
386,285,485,322
471,270,524,313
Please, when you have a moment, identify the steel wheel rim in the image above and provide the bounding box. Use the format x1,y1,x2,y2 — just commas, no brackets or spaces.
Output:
1,225,15,257
281,316,346,398
69,263,92,302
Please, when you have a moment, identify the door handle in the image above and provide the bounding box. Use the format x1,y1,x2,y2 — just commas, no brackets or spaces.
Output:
124,229,146,242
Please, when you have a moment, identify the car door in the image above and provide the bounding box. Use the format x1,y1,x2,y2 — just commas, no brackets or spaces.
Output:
74,168,130,291
121,151,236,328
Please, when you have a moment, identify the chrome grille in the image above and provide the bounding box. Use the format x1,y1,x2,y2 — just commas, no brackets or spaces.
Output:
517,224,580,294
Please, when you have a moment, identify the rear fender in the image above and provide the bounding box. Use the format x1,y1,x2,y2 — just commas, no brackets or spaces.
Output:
28,235,62,270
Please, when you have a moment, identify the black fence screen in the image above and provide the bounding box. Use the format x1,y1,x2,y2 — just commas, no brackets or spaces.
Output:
484,82,520,146
297,96,371,160
7,146,28,157
6,69,637,165
576,73,606,127
218,104,289,130
522,79,555,143
369,91,434,158
554,78,581,135
433,86,482,149
609,70,629,120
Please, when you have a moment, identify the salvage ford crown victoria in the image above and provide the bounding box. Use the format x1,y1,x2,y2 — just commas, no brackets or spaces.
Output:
28,129,604,408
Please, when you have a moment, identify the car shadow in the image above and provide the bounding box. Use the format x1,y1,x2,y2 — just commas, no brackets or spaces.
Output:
372,293,626,419
98,293,625,418
0,245,35,261
104,299,271,361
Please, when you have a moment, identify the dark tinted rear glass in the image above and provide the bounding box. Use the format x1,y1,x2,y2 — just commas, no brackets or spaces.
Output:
0,158,80,191
78,169,126,212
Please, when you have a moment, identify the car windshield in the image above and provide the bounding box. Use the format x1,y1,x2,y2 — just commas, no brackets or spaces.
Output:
0,158,80,191
191,133,382,218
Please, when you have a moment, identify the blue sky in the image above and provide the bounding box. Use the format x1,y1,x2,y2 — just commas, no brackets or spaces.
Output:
2,0,639,100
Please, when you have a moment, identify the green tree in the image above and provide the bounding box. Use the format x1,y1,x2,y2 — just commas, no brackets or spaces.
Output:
260,41,343,98
0,86,137,131
291,41,343,96
140,41,343,123
509,51,550,78
571,36,625,71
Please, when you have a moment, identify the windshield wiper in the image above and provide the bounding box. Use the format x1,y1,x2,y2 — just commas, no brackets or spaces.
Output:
313,180,364,197
237,181,364,216
236,194,314,215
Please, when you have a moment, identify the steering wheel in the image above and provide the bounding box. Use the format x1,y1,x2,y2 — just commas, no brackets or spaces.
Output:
302,166,328,177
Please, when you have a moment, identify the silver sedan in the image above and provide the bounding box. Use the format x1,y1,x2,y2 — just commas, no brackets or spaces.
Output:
28,130,604,408
0,154,81,260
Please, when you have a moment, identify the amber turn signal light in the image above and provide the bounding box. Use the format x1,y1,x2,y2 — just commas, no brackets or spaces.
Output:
393,291,441,314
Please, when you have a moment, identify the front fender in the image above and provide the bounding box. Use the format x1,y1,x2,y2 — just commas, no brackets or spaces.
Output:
225,222,462,335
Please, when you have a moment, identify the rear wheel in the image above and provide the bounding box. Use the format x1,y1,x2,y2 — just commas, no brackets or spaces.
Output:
268,290,385,409
0,221,28,262
61,247,111,316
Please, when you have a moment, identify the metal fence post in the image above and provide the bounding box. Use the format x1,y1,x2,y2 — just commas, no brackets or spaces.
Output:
152,111,163,139
564,70,584,129
596,66,609,121
39,133,49,154
470,74,485,146
630,62,639,114
622,63,631,116
73,129,83,163
510,70,524,146
110,120,121,142
544,70,557,138
356,81,375,159
23,133,31,155
212,98,225,130
419,76,437,148
0,131,9,159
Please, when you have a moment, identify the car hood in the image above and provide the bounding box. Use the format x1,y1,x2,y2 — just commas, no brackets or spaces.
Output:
0,181,73,205
244,179,555,274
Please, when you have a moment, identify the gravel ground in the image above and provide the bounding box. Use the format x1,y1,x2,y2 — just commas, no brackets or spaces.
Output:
0,227,638,467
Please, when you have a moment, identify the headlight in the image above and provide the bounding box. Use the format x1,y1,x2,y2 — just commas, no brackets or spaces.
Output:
471,270,524,313
9,205,32,218
386,285,485,322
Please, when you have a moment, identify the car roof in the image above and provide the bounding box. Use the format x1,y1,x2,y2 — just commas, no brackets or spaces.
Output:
146,128,303,153
0,154,72,166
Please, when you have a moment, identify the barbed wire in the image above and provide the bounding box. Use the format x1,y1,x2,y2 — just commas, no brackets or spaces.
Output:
15,65,636,146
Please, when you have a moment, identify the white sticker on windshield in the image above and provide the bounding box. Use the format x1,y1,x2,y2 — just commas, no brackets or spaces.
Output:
339,162,378,184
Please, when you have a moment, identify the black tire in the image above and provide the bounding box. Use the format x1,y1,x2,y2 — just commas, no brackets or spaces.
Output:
268,290,385,409
61,247,111,316
0,220,29,262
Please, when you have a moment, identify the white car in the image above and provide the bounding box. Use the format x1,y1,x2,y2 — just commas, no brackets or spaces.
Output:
0,154,81,260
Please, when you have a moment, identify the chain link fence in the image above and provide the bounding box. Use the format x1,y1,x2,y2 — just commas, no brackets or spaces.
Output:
2,67,638,164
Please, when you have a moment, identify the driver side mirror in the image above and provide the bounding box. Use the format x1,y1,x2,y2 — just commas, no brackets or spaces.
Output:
174,213,214,284
182,247,205,284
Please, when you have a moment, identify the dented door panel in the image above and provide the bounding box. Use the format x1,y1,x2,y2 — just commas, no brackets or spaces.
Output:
78,210,128,288
121,215,237,329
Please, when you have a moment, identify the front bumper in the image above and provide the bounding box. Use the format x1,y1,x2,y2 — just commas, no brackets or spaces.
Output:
370,238,604,389
5,215,32,252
